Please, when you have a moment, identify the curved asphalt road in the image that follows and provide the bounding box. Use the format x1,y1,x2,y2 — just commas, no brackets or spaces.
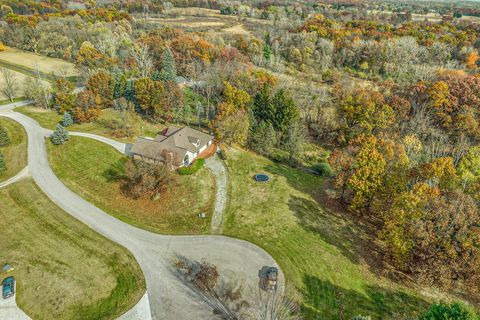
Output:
0,103,281,320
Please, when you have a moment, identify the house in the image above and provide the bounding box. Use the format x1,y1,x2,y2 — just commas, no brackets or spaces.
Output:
130,126,215,170
174,76,205,89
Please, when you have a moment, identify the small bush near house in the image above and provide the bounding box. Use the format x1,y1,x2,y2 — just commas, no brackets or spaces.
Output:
122,158,176,199
178,159,205,175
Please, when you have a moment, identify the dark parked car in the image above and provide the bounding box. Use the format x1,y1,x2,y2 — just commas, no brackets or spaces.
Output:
2,276,15,299
262,267,278,292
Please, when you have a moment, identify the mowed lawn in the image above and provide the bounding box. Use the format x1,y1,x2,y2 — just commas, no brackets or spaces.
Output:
0,117,27,182
223,148,430,319
0,179,145,320
47,136,215,234
15,106,163,143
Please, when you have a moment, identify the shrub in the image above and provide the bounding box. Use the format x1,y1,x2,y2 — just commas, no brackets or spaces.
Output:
0,125,10,147
270,149,288,163
62,111,73,127
0,151,6,172
122,158,176,199
419,302,479,320
178,158,205,175
50,124,69,145
312,162,333,177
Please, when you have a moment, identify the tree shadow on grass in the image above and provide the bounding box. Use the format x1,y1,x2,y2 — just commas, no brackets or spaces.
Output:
288,195,385,272
102,158,127,183
264,163,377,263
302,275,428,320
265,163,413,285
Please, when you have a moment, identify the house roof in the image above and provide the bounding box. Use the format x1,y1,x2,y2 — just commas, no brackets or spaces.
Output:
131,126,213,165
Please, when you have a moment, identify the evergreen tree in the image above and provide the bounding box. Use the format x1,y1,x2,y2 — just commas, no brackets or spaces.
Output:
124,80,136,102
159,48,177,82
112,69,127,100
252,84,275,125
272,89,299,136
0,125,9,147
248,120,277,156
0,151,6,172
62,112,73,127
51,124,69,145
252,85,298,138
282,121,305,164
263,43,273,61
263,32,273,61
151,71,162,81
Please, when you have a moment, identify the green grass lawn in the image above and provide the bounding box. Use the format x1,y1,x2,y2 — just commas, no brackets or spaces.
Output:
0,97,25,105
0,117,27,182
0,179,145,320
223,147,432,319
15,106,164,143
47,136,215,234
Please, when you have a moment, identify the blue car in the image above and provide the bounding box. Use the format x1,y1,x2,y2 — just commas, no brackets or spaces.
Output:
2,277,15,299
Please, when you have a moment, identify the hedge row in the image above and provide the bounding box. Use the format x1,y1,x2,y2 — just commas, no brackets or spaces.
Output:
178,158,205,175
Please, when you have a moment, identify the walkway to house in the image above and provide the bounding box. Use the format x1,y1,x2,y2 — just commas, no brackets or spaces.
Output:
205,154,228,234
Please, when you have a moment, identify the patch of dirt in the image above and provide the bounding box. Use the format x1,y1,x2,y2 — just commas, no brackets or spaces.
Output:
223,24,250,35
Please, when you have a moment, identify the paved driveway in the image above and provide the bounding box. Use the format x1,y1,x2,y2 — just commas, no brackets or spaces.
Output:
0,285,30,320
0,105,281,320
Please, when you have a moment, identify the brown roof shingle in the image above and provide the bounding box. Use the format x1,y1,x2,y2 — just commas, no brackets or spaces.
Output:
131,126,213,165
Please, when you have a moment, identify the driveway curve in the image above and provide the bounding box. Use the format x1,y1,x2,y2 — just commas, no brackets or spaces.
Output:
0,104,282,320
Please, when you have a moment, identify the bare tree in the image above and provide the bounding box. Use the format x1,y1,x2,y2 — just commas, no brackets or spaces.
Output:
0,67,18,102
131,44,153,78
244,289,302,320
174,257,302,320
23,69,52,109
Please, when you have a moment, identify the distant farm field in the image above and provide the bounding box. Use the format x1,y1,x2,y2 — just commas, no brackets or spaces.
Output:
147,7,259,35
0,46,79,77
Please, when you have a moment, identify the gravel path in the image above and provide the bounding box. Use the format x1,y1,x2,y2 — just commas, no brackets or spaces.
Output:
0,102,282,320
205,155,228,234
